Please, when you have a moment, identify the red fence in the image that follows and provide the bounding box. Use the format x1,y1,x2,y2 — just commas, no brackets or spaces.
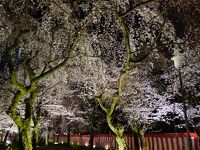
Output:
145,133,199,150
58,133,199,150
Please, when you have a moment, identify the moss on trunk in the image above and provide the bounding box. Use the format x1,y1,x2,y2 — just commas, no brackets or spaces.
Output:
139,131,147,150
106,111,127,150
116,136,127,150
19,124,32,150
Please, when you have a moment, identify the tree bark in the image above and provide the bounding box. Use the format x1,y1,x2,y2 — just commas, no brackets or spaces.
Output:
32,124,39,150
18,126,32,150
32,111,41,150
115,135,127,150
133,133,140,150
139,131,147,150
89,127,94,150
106,110,127,150
67,125,71,145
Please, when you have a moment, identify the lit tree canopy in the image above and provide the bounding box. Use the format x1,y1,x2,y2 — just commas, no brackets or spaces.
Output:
0,0,199,149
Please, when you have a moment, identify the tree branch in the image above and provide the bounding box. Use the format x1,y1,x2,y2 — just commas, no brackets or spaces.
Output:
49,0,77,27
24,58,36,80
117,17,132,96
119,0,157,18
6,91,24,127
32,30,81,83
6,30,31,92
97,96,108,113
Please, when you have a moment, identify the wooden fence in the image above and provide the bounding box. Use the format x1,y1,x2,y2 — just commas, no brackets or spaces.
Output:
58,133,199,150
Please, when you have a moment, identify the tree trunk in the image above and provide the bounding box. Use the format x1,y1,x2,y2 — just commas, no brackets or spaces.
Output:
32,102,42,150
18,100,34,150
18,126,32,150
67,125,70,145
130,122,147,150
98,96,128,150
139,131,147,150
32,124,39,150
18,130,24,150
89,127,94,150
44,129,48,146
115,135,127,150
107,113,127,150
133,133,140,150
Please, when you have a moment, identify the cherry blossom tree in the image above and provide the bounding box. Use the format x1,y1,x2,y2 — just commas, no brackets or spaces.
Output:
0,0,97,149
0,1,199,150
71,1,199,150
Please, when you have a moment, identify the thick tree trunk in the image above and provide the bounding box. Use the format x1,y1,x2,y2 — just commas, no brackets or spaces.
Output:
18,98,34,150
98,96,128,150
18,131,24,150
107,112,127,150
18,126,32,150
7,87,37,150
115,135,127,150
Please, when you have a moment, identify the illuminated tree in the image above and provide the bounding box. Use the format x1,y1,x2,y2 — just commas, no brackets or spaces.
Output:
76,1,199,150
0,0,96,149
0,1,199,150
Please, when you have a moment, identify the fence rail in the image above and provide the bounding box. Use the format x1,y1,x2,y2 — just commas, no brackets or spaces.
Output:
58,133,199,150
